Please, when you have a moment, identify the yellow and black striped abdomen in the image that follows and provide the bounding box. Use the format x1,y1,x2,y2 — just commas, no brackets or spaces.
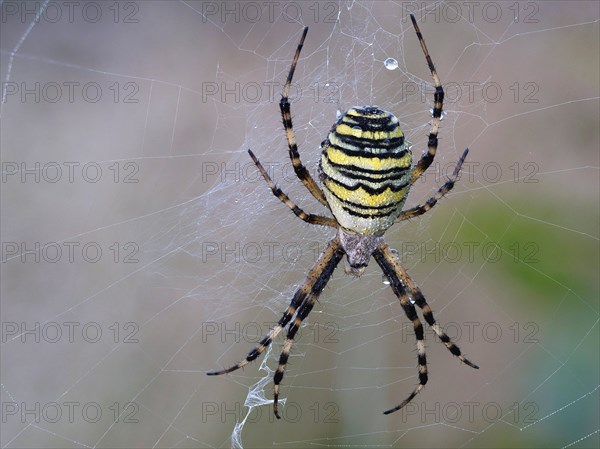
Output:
319,106,412,235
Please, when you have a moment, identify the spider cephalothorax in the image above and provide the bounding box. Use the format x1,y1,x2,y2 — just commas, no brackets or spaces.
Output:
208,15,478,418
336,228,382,276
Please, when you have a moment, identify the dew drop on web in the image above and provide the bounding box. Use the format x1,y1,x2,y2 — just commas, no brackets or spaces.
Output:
384,57,398,70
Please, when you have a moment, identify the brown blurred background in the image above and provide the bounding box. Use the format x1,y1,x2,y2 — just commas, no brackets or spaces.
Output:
1,1,598,448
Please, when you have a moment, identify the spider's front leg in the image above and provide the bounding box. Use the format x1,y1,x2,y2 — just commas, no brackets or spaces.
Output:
380,244,478,368
207,237,344,418
373,243,478,415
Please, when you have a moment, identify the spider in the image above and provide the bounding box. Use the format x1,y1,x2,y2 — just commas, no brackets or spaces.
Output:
208,15,478,417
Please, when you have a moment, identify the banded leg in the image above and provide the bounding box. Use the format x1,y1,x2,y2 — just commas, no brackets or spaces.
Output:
207,239,344,409
396,148,468,222
279,27,329,207
273,239,344,418
206,290,302,375
373,246,429,415
378,244,479,369
408,14,444,186
248,150,336,227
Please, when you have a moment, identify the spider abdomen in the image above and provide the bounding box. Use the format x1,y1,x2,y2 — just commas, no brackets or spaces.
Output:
319,106,412,235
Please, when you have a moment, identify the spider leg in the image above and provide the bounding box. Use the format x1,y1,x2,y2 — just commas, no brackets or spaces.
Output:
207,238,344,418
396,148,468,222
408,14,444,186
279,27,329,207
273,238,344,418
379,244,478,368
373,245,429,415
248,150,336,227
374,243,478,414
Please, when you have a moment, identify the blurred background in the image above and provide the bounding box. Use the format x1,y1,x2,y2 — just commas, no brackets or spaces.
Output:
1,1,598,448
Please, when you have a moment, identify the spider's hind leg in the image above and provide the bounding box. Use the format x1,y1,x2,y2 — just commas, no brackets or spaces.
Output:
408,14,445,186
279,27,329,207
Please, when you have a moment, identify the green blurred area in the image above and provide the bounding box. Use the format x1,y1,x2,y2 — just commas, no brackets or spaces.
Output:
430,196,599,309
424,194,600,449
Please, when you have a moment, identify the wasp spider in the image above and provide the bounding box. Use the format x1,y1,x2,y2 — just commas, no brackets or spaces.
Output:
208,15,478,417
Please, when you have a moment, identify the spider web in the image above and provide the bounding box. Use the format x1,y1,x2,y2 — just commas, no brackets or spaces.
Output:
1,1,599,448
